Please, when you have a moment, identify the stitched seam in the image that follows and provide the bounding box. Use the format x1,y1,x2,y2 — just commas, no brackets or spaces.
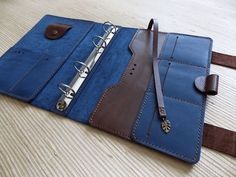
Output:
161,64,170,92
161,34,175,91
91,117,130,138
192,38,211,161
89,83,131,138
170,36,178,59
9,53,44,92
159,35,170,90
159,34,169,59
160,59,206,68
163,95,201,106
132,93,196,162
146,108,156,140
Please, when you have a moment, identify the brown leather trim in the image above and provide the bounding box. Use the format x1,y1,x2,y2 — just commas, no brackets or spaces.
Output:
203,123,236,157
212,52,236,69
45,24,71,40
89,30,167,139
194,74,219,95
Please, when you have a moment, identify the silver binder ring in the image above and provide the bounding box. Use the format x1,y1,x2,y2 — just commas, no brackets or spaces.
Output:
58,83,75,99
73,61,90,76
103,21,117,34
92,35,107,51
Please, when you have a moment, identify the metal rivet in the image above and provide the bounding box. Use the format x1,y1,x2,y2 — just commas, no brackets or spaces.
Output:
56,101,67,111
52,29,59,35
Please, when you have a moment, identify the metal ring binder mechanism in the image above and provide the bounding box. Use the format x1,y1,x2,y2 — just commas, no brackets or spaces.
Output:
56,22,118,111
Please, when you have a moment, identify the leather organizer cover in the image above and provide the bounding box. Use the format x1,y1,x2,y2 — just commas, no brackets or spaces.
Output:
0,15,218,163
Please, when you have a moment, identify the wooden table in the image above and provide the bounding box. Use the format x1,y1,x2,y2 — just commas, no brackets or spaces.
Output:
0,0,235,176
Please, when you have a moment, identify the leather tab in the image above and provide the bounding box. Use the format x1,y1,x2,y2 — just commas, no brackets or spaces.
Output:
194,74,219,95
45,24,71,40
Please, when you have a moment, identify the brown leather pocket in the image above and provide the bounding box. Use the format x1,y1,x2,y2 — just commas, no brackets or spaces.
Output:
89,30,167,139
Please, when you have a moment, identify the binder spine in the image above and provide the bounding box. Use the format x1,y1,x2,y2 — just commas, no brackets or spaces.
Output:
56,22,118,111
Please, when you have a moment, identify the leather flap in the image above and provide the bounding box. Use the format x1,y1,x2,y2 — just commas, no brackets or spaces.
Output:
89,30,167,139
194,74,219,95
45,23,71,40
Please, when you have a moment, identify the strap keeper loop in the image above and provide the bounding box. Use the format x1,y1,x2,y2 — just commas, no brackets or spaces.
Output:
194,74,219,95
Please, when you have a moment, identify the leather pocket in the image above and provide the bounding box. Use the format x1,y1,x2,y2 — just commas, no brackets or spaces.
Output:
0,47,63,101
163,62,206,105
131,91,204,163
88,30,167,139
131,33,213,163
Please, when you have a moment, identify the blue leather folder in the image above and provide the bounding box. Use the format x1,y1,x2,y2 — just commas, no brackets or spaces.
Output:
0,15,216,163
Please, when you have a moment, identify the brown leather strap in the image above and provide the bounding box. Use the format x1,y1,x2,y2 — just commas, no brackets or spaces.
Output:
212,52,236,69
148,19,171,133
149,19,236,156
203,124,236,157
148,19,159,58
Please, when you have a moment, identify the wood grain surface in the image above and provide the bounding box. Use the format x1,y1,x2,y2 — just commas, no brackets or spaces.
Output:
0,0,235,176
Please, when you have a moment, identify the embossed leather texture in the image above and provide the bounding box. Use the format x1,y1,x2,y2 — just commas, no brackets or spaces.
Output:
0,15,229,164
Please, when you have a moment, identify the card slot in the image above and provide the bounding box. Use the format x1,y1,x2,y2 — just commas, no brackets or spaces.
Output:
0,47,64,102
131,32,212,163
163,62,207,105
132,92,205,163
147,61,206,107
160,33,212,68
0,48,42,92
147,60,172,93
16,15,95,57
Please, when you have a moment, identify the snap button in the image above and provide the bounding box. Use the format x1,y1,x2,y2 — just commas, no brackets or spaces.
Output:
51,29,59,35
45,24,71,40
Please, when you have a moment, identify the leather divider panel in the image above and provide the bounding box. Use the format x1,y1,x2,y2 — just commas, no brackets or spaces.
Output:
89,30,167,139
32,23,107,114
131,33,212,163
0,15,95,102
66,28,137,123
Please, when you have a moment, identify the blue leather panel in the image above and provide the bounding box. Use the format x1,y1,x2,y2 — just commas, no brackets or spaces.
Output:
66,28,137,123
0,15,137,122
0,48,42,92
163,62,206,105
132,33,212,163
0,15,213,163
0,15,95,102
16,15,95,55
32,23,107,112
